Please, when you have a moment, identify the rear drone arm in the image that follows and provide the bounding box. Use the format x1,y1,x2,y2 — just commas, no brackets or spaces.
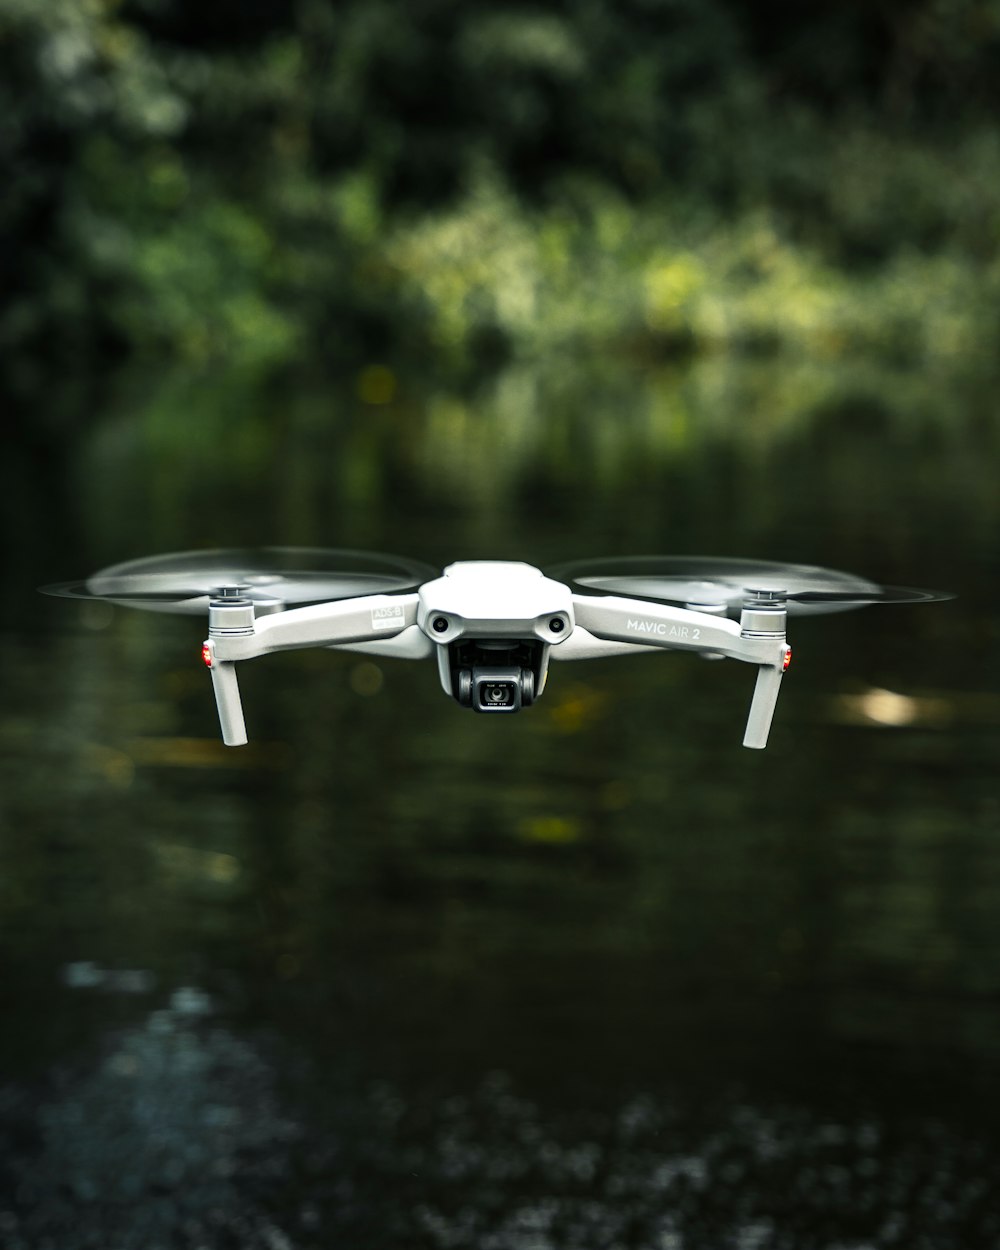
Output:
569,594,792,749
203,592,423,745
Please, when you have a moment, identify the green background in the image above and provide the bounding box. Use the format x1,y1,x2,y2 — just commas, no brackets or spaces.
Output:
2,2,1000,1246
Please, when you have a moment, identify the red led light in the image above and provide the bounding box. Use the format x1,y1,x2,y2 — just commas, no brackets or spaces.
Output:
782,645,792,672
201,644,213,668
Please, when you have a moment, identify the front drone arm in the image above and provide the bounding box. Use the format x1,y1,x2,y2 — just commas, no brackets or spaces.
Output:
203,592,422,745
570,593,791,749
212,592,422,659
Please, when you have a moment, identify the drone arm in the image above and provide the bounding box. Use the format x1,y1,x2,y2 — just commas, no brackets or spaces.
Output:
204,593,421,745
570,594,790,748
570,593,750,659
550,626,663,660
332,625,434,660
211,592,422,660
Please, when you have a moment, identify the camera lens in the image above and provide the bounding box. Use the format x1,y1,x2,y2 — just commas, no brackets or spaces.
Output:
470,667,522,712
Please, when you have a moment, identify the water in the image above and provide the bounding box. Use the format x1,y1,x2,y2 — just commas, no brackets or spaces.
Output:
2,354,999,1246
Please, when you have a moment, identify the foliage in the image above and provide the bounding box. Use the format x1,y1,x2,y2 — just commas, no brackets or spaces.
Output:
3,0,1000,383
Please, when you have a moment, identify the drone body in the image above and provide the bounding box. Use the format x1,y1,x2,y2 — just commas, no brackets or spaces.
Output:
42,550,951,751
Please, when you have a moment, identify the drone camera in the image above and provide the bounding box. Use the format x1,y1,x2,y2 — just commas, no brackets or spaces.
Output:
448,638,543,713
466,666,534,713
481,679,516,708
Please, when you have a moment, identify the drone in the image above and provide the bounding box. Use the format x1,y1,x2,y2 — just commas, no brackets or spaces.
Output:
41,549,952,750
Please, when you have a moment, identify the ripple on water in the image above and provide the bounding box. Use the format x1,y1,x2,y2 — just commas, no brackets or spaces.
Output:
1,1019,999,1249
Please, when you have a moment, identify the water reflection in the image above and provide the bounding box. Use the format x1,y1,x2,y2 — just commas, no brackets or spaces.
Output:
4,998,999,1248
3,992,297,1250
4,351,999,1244
29,352,996,589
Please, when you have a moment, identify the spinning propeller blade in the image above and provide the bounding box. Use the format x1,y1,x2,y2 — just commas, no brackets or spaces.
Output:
549,555,953,616
40,547,437,615
552,555,952,749
41,547,437,747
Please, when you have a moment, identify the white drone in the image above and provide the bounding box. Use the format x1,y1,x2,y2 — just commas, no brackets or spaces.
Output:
42,549,951,750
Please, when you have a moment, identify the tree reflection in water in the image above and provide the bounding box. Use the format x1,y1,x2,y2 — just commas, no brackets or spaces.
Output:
3,355,998,1247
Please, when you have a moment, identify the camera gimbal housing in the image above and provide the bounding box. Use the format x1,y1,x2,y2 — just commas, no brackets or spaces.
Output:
417,562,572,713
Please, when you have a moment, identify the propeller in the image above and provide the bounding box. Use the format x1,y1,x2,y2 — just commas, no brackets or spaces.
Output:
40,547,437,615
549,556,954,617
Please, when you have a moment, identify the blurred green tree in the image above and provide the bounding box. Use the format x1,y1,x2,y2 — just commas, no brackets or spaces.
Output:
2,0,1000,384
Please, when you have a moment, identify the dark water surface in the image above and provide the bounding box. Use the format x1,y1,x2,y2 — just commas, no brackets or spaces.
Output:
2,356,999,1247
